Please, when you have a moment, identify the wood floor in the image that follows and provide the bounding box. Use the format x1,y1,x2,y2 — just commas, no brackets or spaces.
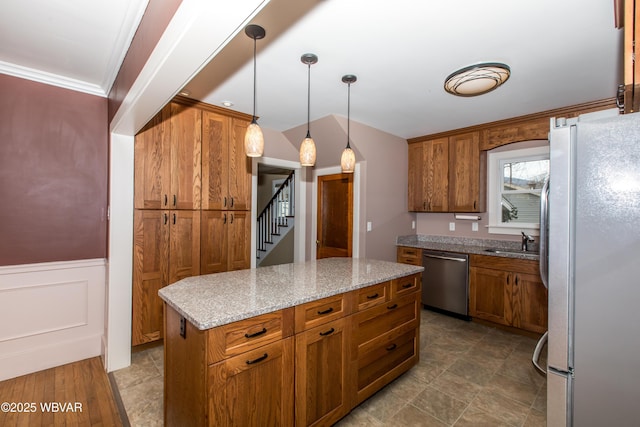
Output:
0,357,124,427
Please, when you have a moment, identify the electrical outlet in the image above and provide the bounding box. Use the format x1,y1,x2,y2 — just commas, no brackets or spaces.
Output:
449,222,455,231
411,220,415,230
367,221,372,232
472,222,479,232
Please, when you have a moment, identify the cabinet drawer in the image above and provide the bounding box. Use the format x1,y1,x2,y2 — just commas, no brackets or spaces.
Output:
391,273,421,299
357,328,417,396
295,293,351,332
396,247,422,266
357,282,389,311
208,309,294,364
354,293,419,347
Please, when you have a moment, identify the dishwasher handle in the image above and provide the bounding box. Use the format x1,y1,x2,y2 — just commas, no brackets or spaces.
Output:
423,253,467,262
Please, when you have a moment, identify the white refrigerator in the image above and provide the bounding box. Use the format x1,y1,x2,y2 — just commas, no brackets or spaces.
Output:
538,110,640,426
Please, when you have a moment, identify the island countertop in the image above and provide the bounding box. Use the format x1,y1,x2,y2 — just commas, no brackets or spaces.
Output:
159,257,424,330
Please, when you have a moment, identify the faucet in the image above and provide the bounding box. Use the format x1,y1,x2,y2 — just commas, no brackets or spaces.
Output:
521,232,534,251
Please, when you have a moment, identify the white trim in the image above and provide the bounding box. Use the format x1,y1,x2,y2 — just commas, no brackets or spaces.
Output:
487,145,549,236
311,164,361,259
0,258,106,274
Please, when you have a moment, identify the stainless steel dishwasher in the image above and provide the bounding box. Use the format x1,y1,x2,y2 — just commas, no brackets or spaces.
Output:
422,250,469,319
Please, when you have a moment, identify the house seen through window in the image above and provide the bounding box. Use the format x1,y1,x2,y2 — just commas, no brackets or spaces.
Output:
488,144,549,235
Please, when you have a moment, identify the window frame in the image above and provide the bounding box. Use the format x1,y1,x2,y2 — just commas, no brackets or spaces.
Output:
487,145,549,235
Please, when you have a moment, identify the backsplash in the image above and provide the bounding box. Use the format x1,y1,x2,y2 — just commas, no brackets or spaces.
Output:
397,234,540,253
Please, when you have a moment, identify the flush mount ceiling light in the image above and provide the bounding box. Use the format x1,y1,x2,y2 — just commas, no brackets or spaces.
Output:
444,62,510,97
244,24,266,157
340,74,357,174
299,53,318,167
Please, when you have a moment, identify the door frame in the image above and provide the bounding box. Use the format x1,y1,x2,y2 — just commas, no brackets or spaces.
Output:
311,164,361,260
251,157,305,267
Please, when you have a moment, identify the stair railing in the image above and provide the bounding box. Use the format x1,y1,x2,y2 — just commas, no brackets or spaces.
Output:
257,170,295,256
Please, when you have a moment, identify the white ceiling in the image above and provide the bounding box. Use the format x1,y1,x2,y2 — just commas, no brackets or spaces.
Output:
0,0,622,139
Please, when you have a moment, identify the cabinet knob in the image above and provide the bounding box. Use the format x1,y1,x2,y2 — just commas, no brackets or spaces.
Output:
244,328,267,339
173,194,177,207
366,293,379,300
317,307,334,315
223,197,227,207
223,213,227,224
245,353,268,365
386,343,397,351
387,303,398,310
319,328,335,336
230,197,234,208
164,194,168,206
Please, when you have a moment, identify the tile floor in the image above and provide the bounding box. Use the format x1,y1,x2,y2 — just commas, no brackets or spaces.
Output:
113,309,547,426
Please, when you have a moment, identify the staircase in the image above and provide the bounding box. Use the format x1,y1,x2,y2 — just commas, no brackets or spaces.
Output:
256,171,295,265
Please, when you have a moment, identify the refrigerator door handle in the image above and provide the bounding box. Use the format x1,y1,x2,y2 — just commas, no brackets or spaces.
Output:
539,177,550,289
532,330,548,375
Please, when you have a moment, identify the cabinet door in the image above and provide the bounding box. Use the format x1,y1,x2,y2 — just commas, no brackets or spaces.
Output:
424,137,449,212
228,118,251,210
407,142,425,211
209,337,294,427
132,210,169,345
169,210,200,284
170,103,202,210
201,110,229,210
227,210,251,271
134,106,170,209
200,210,229,274
295,317,351,427
513,272,548,334
469,266,510,326
448,132,481,212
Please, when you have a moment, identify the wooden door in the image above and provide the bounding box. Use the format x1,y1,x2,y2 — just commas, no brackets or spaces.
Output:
448,131,480,212
200,210,228,274
134,105,170,209
407,142,425,211
208,338,295,427
317,173,353,259
132,210,169,345
425,137,449,212
228,118,251,210
168,210,200,284
295,317,351,427
513,272,548,333
469,266,510,326
201,110,229,210
170,103,202,210
227,210,251,271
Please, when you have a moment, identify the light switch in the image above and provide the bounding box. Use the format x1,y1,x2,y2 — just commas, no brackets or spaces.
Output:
411,220,416,230
472,222,479,232
449,222,455,231
367,221,372,232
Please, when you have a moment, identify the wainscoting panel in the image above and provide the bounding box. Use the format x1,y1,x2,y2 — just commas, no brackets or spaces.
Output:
0,259,106,381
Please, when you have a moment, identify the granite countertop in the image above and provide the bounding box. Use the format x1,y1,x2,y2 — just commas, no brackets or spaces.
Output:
159,258,424,331
396,235,540,261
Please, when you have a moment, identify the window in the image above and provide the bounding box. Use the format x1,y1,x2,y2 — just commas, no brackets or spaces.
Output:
487,145,549,235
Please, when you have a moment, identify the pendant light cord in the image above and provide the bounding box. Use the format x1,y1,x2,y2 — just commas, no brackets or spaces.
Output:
306,63,311,138
346,82,351,149
252,37,257,121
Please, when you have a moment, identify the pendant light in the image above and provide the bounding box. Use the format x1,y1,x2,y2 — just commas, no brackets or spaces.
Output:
244,24,266,157
299,53,318,166
340,75,357,173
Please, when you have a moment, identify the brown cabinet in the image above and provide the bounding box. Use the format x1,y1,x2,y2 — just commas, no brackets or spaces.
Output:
407,132,484,213
200,210,251,274
132,210,200,346
164,272,421,426
396,246,422,266
469,254,547,334
202,110,251,211
134,102,202,210
624,0,640,113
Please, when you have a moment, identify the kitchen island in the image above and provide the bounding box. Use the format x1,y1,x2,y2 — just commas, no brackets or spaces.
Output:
159,258,423,426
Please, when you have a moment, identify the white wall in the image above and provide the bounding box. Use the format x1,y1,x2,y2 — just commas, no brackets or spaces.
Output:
0,259,106,381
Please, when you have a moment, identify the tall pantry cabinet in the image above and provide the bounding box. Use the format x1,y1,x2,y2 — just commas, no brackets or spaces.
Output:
132,97,253,346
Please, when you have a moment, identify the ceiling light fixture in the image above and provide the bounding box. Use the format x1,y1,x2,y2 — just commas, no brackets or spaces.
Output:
340,74,357,174
444,62,510,97
299,53,318,167
244,24,266,157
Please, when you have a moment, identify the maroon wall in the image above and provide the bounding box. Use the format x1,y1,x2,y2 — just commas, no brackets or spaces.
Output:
0,74,108,266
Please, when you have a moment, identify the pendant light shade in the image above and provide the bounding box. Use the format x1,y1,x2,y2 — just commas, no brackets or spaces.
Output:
244,24,265,157
299,53,318,166
341,75,357,173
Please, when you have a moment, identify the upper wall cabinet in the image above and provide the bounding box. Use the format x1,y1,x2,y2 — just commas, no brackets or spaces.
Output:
407,131,485,213
134,102,202,210
201,111,251,211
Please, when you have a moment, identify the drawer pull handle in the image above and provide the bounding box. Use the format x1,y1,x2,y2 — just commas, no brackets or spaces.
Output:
387,304,398,310
317,307,334,315
402,283,413,289
319,328,335,336
386,343,397,351
244,328,267,339
366,293,379,299
246,353,268,365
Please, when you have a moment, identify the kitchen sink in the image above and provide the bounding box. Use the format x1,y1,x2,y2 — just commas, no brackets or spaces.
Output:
484,248,539,255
